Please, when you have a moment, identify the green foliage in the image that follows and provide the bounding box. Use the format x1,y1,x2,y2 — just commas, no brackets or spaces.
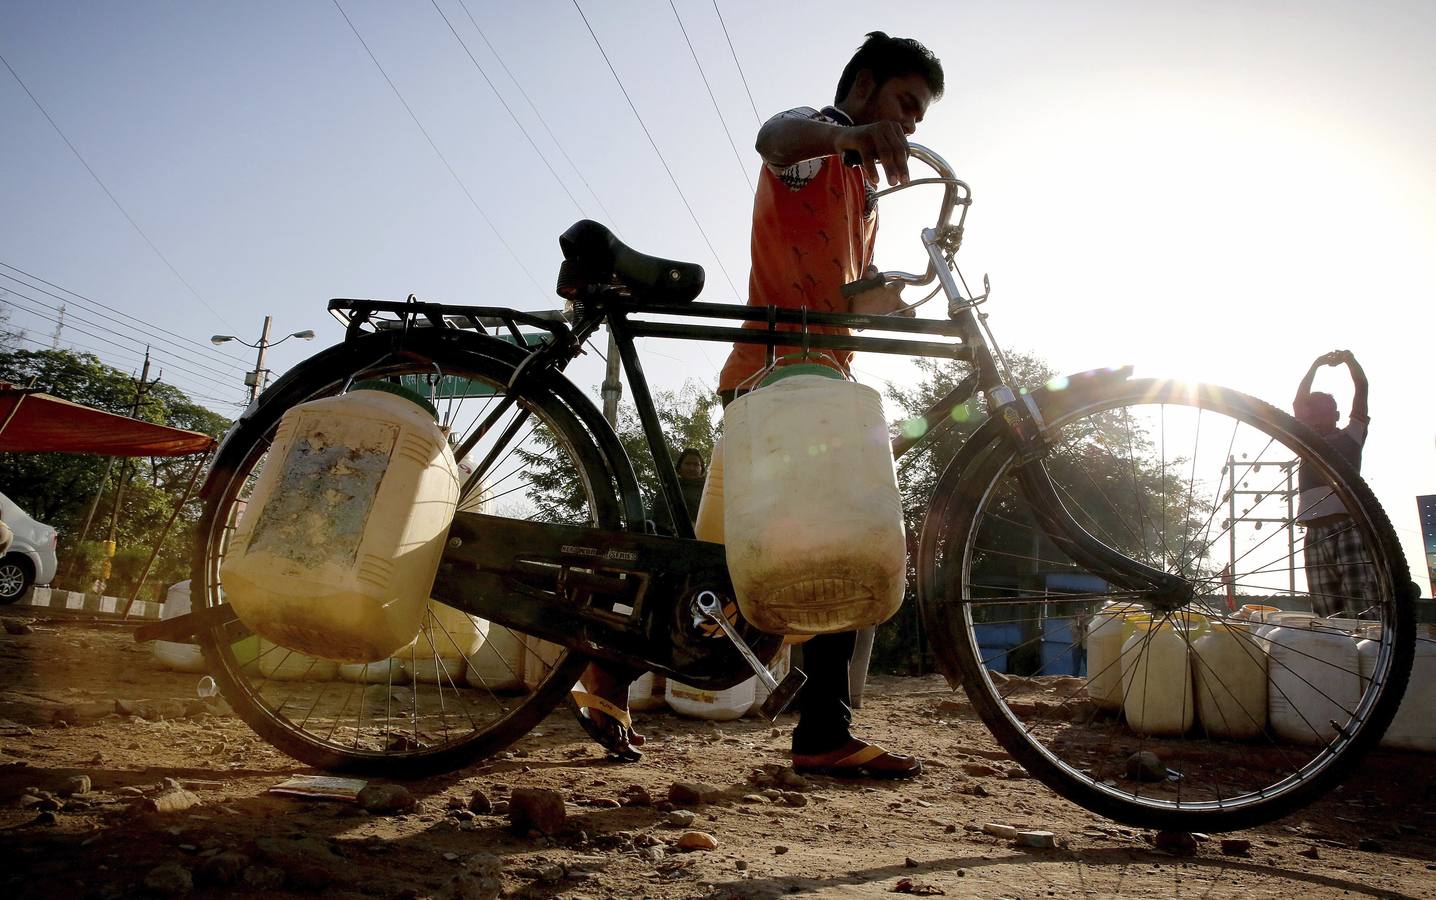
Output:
518,380,719,527
0,347,232,596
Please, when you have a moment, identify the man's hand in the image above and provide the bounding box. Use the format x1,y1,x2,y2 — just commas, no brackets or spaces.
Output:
848,266,914,317
1315,349,1358,367
834,121,911,187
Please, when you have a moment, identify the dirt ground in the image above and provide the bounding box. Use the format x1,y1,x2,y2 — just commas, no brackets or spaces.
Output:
3,610,1434,899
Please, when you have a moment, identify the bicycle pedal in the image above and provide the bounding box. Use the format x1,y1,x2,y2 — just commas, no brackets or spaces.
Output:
759,668,807,722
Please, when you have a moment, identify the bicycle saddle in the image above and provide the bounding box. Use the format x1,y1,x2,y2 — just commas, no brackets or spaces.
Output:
557,220,704,304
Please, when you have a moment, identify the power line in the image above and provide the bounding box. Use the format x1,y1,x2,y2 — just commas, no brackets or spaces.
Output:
456,0,625,233
0,272,245,382
330,0,549,303
427,0,587,219
570,0,741,299
0,285,240,391
0,261,250,369
668,0,754,194
0,294,240,397
0,51,236,332
712,1,763,126
7,331,243,410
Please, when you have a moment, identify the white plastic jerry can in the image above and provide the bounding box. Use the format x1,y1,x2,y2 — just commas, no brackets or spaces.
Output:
1085,602,1146,711
1191,622,1268,740
1358,624,1436,752
409,600,487,684
152,580,208,674
221,381,460,663
465,626,529,693
258,638,339,681
666,676,755,721
722,374,906,635
1120,619,1194,737
338,657,407,684
1267,620,1360,745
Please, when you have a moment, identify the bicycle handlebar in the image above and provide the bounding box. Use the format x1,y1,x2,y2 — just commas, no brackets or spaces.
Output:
850,142,972,295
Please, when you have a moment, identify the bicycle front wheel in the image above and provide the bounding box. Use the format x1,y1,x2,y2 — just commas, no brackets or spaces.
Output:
919,377,1412,831
194,328,630,776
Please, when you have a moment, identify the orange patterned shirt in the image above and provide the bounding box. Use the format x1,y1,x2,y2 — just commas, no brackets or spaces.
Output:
717,106,878,393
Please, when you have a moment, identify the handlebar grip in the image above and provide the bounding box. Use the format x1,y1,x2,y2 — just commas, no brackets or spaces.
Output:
840,274,887,298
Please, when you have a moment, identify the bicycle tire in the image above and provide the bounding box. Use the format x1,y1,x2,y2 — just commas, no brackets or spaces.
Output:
918,376,1413,831
193,328,632,777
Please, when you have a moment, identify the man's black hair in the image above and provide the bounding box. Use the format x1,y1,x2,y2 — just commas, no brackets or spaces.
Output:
834,31,944,105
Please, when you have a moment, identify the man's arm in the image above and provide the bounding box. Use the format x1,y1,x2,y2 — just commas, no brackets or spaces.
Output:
1341,350,1369,421
1295,351,1342,409
756,116,912,186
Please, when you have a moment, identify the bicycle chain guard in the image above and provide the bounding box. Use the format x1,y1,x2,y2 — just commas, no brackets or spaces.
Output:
431,511,783,690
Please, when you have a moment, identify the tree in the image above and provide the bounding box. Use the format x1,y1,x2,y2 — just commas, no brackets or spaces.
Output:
0,348,231,595
876,352,1214,674
518,380,719,528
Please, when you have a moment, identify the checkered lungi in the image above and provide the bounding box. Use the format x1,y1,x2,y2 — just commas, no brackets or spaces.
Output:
1303,517,1380,618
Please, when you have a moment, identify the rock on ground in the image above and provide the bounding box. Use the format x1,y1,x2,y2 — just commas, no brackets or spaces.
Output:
509,787,566,835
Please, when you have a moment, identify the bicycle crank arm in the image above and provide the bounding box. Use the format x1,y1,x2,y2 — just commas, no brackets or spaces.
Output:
695,592,806,721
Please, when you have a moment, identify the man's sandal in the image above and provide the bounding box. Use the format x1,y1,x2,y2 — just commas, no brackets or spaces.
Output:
569,690,643,762
792,739,922,779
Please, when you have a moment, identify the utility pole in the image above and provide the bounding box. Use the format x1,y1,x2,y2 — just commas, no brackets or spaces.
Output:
100,348,157,583
212,316,313,405
247,315,273,405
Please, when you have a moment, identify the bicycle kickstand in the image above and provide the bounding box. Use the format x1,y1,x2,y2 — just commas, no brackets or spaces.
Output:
694,591,807,722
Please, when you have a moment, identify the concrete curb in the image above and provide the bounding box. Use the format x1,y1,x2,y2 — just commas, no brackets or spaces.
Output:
17,586,162,620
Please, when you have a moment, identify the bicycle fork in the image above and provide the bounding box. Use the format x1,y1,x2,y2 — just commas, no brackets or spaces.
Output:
987,383,1194,611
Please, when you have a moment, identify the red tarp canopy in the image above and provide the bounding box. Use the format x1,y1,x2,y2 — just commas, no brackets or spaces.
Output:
0,385,217,456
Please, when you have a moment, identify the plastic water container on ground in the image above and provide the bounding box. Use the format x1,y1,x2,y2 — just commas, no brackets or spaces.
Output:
258,638,339,681
410,601,487,684
1120,619,1194,737
339,657,407,684
1085,602,1146,711
221,382,460,663
1267,619,1360,744
666,676,755,721
1358,624,1436,752
723,374,906,635
628,671,668,712
1192,622,1268,740
152,581,207,673
849,626,875,709
466,626,529,692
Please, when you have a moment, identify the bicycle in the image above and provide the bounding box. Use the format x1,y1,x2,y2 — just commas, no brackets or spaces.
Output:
157,143,1413,832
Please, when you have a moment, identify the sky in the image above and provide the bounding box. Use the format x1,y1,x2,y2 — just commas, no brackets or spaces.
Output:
1,0,1432,592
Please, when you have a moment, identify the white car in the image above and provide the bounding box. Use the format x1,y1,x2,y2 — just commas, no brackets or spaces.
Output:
0,492,58,603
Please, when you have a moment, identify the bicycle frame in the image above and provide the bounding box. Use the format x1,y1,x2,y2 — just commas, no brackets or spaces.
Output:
329,145,1186,634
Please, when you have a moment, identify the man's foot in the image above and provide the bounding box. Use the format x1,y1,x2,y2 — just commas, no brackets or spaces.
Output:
792,738,922,779
569,663,645,762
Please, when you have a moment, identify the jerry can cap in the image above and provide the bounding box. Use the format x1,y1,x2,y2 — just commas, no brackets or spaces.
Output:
350,380,440,421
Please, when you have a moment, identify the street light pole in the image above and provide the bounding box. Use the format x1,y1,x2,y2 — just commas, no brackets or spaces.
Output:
212,317,315,405
248,315,273,405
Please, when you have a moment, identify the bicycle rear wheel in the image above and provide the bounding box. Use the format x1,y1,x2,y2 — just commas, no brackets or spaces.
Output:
193,329,631,776
919,377,1412,831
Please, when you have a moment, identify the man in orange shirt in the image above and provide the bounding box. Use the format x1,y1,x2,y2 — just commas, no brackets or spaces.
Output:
719,33,941,779
574,33,942,779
